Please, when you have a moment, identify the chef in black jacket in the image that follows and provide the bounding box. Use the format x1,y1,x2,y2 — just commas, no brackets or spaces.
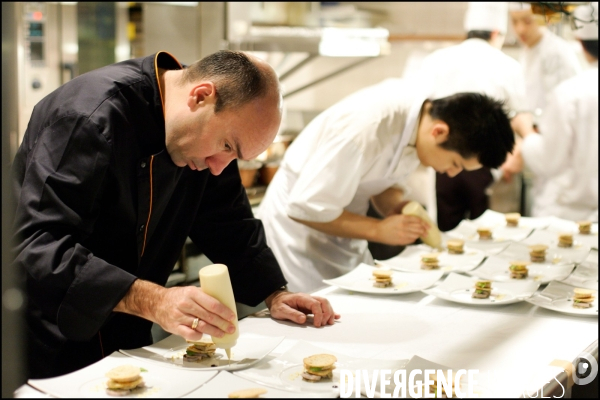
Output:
11,50,340,379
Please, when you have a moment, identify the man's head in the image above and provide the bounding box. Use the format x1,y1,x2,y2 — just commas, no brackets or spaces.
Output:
464,2,509,49
163,50,282,175
509,3,545,48
416,93,515,177
573,2,598,62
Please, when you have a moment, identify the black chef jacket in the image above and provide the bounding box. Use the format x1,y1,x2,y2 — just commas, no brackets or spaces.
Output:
11,52,287,378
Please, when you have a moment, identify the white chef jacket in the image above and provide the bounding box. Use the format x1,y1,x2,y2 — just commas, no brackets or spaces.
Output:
405,38,528,222
519,28,583,218
521,63,598,222
257,79,423,293
520,28,582,115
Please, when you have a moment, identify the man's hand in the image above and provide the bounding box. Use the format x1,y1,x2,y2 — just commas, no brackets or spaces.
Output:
114,279,237,342
375,214,428,246
265,290,340,327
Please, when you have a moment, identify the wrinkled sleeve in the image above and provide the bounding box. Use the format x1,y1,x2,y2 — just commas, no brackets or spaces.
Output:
285,129,367,223
12,115,137,341
188,161,287,306
522,86,574,178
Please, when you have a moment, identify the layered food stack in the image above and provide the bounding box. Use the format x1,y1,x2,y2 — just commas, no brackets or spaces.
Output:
420,253,440,270
577,221,592,235
558,233,573,248
477,227,493,241
505,212,521,227
302,354,337,382
472,280,492,299
184,337,216,362
446,239,465,254
509,261,530,279
424,369,457,398
528,244,548,263
372,269,393,288
572,288,595,309
105,365,145,397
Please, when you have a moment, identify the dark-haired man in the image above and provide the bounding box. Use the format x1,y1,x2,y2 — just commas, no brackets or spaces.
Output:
258,77,515,293
11,50,339,379
406,2,535,231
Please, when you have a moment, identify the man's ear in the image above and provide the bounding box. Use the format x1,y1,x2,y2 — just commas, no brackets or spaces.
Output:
431,121,450,144
187,82,215,110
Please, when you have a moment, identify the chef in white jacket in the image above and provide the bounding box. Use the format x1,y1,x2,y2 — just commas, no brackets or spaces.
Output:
504,2,584,208
520,2,598,221
407,2,535,230
258,81,515,293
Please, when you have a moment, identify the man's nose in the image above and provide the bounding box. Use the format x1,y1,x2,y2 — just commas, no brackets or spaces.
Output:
207,154,236,176
447,166,463,178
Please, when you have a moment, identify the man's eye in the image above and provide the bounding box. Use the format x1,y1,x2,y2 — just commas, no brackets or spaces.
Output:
225,143,232,151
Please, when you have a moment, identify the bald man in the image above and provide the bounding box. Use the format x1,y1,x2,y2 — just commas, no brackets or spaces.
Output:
11,50,339,379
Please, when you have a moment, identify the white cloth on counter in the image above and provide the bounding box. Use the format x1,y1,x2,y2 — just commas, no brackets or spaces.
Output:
404,38,528,222
258,78,423,293
521,63,598,222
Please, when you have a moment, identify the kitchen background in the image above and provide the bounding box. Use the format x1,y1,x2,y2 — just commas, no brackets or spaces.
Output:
2,2,588,395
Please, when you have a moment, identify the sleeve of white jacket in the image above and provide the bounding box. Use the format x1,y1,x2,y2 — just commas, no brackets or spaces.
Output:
521,85,574,178
286,133,366,223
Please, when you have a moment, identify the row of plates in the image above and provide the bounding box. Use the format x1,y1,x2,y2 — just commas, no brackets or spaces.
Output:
28,338,489,398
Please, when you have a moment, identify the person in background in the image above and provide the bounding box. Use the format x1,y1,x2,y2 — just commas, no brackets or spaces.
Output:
408,2,535,231
11,50,339,379
520,2,598,221
257,79,515,293
503,2,584,205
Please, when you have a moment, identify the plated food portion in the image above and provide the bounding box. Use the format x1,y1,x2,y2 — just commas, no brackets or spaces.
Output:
519,230,590,264
105,365,146,397
322,263,443,294
375,244,486,274
543,217,598,249
422,272,540,306
526,281,598,316
444,220,533,246
467,254,574,284
301,354,337,382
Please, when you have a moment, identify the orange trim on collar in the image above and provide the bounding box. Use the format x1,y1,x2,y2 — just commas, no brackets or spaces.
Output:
154,51,183,115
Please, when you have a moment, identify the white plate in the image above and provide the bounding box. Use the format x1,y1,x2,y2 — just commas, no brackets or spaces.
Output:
422,272,540,306
520,230,591,263
445,220,534,243
471,209,553,230
322,263,443,294
467,253,575,285
560,262,598,290
526,281,598,317
543,217,598,250
234,341,409,397
183,371,314,398
376,244,486,274
28,351,215,398
120,333,284,372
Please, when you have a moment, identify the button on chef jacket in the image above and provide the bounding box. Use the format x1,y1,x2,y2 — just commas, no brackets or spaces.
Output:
258,79,422,293
10,51,287,378
521,62,598,221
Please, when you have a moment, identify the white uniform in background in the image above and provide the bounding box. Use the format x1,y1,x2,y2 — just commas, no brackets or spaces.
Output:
258,79,424,293
521,3,598,221
405,2,526,223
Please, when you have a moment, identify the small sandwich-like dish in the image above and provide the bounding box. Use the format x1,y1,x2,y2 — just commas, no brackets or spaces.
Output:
558,233,573,248
505,212,521,227
420,253,440,270
572,288,595,309
425,369,457,398
577,221,592,235
105,365,145,397
509,261,530,279
184,336,216,362
472,280,492,299
228,388,268,398
477,227,493,241
372,269,393,288
446,239,465,254
528,244,548,263
302,354,337,382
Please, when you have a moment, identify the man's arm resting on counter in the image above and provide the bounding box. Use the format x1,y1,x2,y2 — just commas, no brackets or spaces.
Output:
114,279,164,322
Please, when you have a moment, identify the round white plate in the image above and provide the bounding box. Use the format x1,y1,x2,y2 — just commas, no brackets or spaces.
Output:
445,220,533,243
323,263,443,295
467,255,575,285
79,375,169,398
376,244,486,274
423,272,539,306
526,281,598,317
278,365,340,394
